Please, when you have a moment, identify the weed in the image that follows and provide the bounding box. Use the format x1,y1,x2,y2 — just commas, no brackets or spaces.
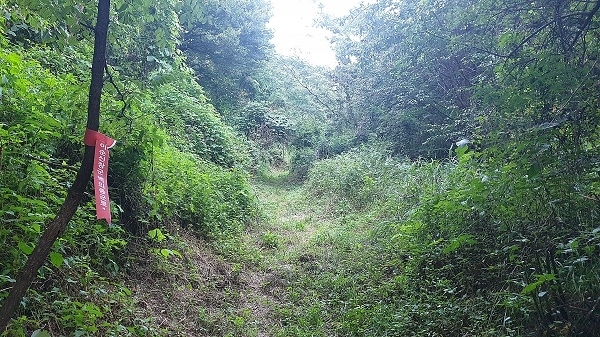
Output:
260,230,281,249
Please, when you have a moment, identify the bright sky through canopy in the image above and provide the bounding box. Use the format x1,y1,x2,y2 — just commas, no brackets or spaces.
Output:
268,0,374,68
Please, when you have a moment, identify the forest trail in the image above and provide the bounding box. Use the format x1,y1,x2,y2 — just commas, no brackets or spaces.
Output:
236,173,330,336
125,172,331,337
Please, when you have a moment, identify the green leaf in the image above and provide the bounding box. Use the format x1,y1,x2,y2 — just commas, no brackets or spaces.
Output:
155,248,182,259
522,274,555,294
443,234,477,253
522,281,540,294
18,241,34,255
148,228,166,242
159,248,171,258
50,252,64,268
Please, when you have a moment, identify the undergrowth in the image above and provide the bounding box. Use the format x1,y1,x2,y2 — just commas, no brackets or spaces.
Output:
0,34,258,336
274,146,600,336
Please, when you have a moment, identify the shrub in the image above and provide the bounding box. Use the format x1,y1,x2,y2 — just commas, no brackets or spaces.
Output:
289,148,316,182
301,144,600,335
143,144,256,239
149,69,251,170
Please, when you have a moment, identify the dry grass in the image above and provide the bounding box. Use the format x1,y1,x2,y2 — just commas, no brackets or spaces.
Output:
125,226,239,336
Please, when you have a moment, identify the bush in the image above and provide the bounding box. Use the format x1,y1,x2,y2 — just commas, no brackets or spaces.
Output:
0,37,257,335
306,146,444,212
412,145,600,335
289,148,316,182
301,144,600,335
150,69,251,170
143,144,256,239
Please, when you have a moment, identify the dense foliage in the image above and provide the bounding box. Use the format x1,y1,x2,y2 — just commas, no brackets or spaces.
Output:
324,0,600,159
269,0,600,335
280,147,598,336
181,0,274,111
1,0,599,336
0,1,258,335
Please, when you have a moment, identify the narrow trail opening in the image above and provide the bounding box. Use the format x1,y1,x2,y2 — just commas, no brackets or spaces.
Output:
236,172,329,336
124,170,337,337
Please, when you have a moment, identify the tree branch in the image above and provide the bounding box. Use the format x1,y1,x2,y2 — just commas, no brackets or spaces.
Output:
281,63,337,117
570,0,600,51
468,10,597,59
104,63,133,129
24,154,78,172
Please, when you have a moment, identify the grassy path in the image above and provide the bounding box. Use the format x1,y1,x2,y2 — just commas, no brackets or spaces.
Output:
133,156,600,336
237,173,330,336
126,172,336,337
129,169,415,336
130,171,387,336
238,171,422,337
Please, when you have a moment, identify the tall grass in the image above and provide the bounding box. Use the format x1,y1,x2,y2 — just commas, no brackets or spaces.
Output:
281,146,600,336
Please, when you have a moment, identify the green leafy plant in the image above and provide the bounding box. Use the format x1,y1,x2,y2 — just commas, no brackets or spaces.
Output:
260,230,280,249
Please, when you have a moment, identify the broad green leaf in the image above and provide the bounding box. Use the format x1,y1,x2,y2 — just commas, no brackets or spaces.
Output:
148,228,166,242
522,274,555,294
18,241,34,255
522,281,541,294
160,248,171,258
50,252,64,268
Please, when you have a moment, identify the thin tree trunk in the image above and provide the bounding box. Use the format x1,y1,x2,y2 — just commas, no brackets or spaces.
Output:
0,0,111,331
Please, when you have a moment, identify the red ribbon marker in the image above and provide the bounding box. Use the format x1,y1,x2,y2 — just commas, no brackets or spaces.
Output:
84,129,116,224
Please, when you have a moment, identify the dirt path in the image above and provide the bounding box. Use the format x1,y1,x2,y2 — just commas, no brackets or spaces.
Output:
128,176,328,337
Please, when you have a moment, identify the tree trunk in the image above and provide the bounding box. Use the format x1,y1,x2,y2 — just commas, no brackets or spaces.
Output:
0,0,111,331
